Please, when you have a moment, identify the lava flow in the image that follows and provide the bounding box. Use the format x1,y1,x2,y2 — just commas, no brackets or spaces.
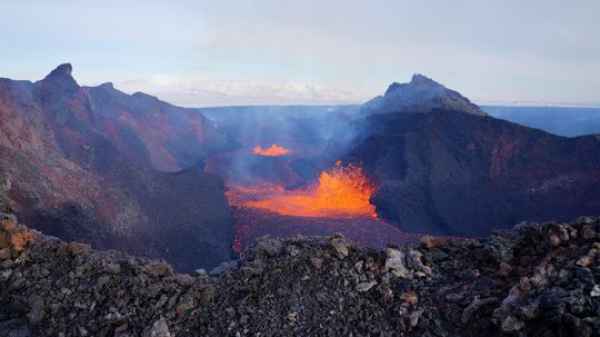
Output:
236,161,377,218
252,144,290,157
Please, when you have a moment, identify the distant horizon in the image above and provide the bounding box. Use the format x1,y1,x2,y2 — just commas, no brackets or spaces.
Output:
4,63,600,110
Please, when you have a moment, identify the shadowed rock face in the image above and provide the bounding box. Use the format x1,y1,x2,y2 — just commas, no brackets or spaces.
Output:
347,78,600,235
1,213,600,337
0,64,235,271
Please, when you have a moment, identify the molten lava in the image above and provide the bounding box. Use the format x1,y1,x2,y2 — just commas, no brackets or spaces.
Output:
253,144,290,157
239,162,377,218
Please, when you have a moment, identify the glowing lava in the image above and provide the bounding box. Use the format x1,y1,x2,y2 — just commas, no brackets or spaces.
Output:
253,144,290,157
240,162,377,218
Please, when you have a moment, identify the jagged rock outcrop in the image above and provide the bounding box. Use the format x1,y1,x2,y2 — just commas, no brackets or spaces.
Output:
2,213,599,336
348,76,600,235
0,64,235,271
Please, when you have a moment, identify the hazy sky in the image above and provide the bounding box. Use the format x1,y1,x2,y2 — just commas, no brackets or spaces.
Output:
1,0,599,106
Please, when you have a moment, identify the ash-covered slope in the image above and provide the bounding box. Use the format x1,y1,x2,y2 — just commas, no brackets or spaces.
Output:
362,74,485,116
0,65,234,271
347,76,600,235
1,213,600,337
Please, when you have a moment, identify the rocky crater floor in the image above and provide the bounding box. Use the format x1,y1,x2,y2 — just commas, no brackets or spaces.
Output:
1,212,600,337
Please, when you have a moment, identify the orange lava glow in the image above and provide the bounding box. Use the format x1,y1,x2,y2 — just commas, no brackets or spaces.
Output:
238,162,377,218
252,144,290,157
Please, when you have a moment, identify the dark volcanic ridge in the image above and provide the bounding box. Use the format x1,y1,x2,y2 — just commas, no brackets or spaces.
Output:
2,212,600,337
0,64,235,272
349,94,600,236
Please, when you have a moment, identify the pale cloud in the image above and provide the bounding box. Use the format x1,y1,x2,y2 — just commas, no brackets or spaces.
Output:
115,76,366,107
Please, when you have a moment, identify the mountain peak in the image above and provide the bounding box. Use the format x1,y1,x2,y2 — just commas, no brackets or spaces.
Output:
45,63,73,79
99,82,114,90
39,63,79,93
410,73,438,86
366,74,486,116
384,74,442,96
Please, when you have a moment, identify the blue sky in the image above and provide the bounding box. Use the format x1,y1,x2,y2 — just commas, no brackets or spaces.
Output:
1,0,599,106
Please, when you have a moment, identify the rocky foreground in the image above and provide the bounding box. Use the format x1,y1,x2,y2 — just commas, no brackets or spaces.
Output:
1,212,600,337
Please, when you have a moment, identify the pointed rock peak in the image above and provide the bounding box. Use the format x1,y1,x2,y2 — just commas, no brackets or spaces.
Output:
45,63,73,79
38,63,79,93
365,74,486,116
384,82,403,96
384,74,443,95
99,82,114,90
410,73,441,87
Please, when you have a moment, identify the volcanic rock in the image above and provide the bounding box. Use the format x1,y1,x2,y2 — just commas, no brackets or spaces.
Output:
356,281,377,292
330,234,350,258
254,236,284,257
1,214,600,336
0,248,10,260
362,74,485,116
45,63,73,78
0,64,235,271
384,248,411,278
348,76,600,236
142,318,171,337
